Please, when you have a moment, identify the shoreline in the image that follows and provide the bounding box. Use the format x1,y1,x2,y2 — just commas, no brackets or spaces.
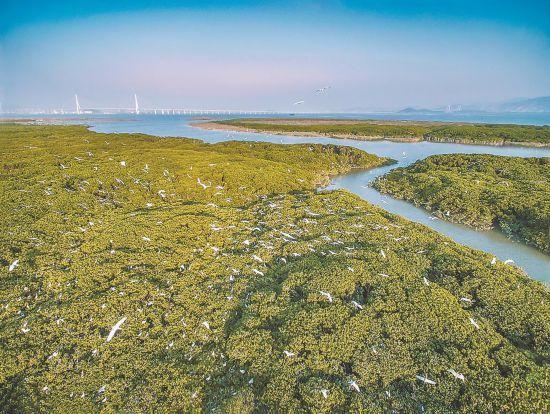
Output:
194,121,550,148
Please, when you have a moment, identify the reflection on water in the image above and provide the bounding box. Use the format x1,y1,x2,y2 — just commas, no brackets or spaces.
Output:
24,114,550,281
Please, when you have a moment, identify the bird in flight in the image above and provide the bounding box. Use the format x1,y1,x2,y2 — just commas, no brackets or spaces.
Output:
106,317,127,342
315,86,331,94
293,100,305,105
319,291,333,303
448,369,465,381
8,259,19,272
348,380,360,392
416,375,436,385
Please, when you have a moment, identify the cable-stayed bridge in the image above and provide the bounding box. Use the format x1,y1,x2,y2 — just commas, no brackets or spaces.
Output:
73,94,285,116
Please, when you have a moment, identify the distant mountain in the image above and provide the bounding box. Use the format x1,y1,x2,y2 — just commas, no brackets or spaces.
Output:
496,96,550,113
397,96,550,115
397,107,444,114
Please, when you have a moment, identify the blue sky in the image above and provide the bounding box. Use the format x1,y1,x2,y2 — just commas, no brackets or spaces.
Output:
1,1,549,111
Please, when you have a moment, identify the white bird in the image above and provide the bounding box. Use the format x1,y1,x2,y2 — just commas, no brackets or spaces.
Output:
283,350,295,357
197,178,211,189
348,380,360,392
320,389,329,399
504,259,515,265
422,277,430,286
142,236,151,242
351,301,363,310
143,164,149,172
448,369,465,381
8,259,19,272
469,317,480,329
460,297,474,304
120,161,126,167
252,255,263,263
202,321,211,330
380,250,386,259
47,350,59,360
252,269,264,276
416,375,436,385
319,291,333,303
315,86,331,94
490,257,497,265
293,100,305,105
280,231,295,240
106,317,127,342
98,385,106,394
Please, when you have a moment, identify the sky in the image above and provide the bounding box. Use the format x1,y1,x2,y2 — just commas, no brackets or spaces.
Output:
1,1,549,112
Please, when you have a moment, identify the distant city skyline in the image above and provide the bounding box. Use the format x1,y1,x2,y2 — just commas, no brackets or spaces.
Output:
1,1,549,112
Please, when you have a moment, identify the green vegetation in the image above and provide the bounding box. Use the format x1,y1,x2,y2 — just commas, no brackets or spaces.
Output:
1,125,549,413
373,154,550,253
216,118,550,146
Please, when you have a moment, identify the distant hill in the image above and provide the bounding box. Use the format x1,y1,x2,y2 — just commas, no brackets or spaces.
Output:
398,96,550,114
496,96,550,113
397,107,443,114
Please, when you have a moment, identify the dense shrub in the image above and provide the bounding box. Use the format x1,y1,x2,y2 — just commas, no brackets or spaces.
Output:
0,125,548,413
218,119,550,145
373,154,550,253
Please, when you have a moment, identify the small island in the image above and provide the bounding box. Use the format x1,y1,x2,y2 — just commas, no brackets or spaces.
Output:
373,154,550,253
198,118,550,147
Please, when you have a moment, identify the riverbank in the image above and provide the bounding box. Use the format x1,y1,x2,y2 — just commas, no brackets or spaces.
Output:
2,124,548,412
196,118,550,147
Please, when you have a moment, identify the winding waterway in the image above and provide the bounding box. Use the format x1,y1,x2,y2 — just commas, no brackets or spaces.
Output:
9,114,549,280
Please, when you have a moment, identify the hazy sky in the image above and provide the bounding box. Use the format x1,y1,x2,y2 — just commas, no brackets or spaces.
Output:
1,1,549,112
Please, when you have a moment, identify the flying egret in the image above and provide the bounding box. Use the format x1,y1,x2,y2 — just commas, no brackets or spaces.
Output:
319,291,333,303
448,369,465,381
197,178,211,189
416,375,436,385
8,259,19,272
348,380,360,392
293,100,305,105
106,317,127,342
